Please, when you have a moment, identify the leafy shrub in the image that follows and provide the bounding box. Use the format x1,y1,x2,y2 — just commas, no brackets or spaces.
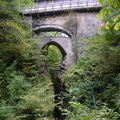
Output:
61,102,119,120
19,75,55,120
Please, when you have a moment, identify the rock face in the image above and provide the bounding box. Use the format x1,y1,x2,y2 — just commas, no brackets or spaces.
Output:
57,62,66,79
54,62,67,120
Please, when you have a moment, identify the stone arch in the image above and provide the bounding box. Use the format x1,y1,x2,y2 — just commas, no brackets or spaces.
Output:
42,41,67,61
33,24,74,38
34,24,75,65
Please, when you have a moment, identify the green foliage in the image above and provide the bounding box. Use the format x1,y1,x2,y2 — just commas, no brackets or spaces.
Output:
0,0,33,23
61,102,119,120
7,72,31,102
0,0,34,68
0,101,16,120
62,42,120,119
42,44,63,83
98,0,120,20
63,56,99,108
42,45,62,68
0,0,56,120
98,0,120,44
19,75,55,119
63,33,120,119
61,1,120,119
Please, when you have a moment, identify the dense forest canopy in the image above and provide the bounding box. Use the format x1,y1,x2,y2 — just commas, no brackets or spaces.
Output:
0,0,56,119
0,0,120,120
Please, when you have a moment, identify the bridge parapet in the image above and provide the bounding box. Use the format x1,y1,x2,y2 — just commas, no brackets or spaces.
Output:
21,0,101,14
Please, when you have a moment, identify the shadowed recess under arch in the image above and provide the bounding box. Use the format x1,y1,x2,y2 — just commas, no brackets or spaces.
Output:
42,41,67,60
33,24,74,38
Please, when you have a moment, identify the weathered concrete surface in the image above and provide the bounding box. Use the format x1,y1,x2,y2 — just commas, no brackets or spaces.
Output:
76,12,102,57
32,13,77,65
32,11,102,65
23,0,102,66
32,12,102,39
77,12,102,39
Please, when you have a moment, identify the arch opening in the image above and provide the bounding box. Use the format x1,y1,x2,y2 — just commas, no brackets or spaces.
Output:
42,41,67,61
34,24,74,38
39,31,69,37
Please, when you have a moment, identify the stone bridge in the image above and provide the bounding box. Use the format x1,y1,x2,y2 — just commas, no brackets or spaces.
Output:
22,1,103,119
22,0,102,66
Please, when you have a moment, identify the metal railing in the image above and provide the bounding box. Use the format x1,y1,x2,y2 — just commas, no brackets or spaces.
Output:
21,0,101,14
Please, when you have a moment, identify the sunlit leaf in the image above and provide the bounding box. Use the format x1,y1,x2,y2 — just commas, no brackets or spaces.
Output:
114,22,120,31
98,0,104,4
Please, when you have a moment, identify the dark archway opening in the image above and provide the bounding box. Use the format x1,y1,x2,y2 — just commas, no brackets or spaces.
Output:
42,41,67,60
34,25,73,38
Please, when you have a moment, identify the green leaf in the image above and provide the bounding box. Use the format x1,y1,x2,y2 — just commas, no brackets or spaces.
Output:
97,13,104,19
114,22,120,31
107,9,113,15
98,0,104,4
105,24,109,29
108,0,114,3
97,8,107,19
113,18,118,22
